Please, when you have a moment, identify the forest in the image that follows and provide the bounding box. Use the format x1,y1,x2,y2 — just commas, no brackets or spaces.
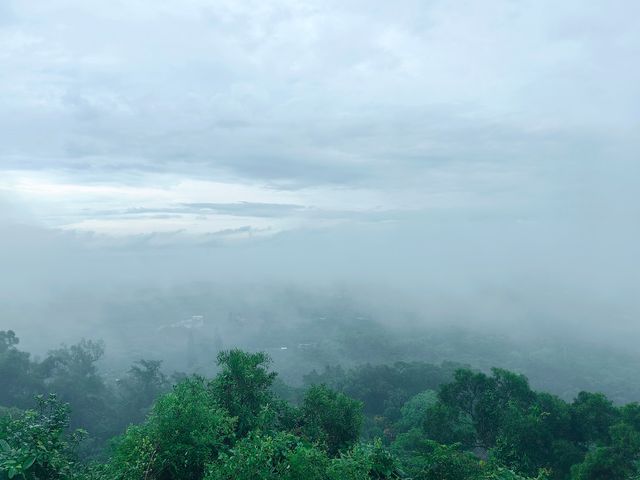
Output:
3,0,639,479
2,329,639,480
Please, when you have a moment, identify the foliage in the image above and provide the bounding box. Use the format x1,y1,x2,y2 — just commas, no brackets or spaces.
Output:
211,350,278,436
392,432,482,480
570,422,640,480
105,377,235,480
0,331,42,409
394,390,438,434
299,384,364,455
437,368,535,450
40,340,115,457
422,401,476,447
490,396,580,478
205,432,326,480
569,392,618,445
115,359,170,428
304,361,458,421
0,394,85,480
2,333,640,480
205,432,402,480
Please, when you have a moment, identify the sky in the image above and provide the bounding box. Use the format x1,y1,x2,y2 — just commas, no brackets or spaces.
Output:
1,1,639,344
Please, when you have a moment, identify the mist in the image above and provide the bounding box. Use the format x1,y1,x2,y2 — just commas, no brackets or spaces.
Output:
4,4,640,477
2,0,640,410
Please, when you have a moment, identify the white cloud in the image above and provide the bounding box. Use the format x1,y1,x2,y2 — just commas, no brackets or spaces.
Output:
0,0,638,236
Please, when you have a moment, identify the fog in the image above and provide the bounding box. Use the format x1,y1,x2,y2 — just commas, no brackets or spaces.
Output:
1,0,640,398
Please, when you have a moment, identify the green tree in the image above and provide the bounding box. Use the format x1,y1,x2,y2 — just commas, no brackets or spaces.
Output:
299,384,364,456
490,397,582,479
393,433,482,480
0,394,84,480
211,350,277,436
395,390,438,434
0,331,43,408
115,359,170,428
42,340,112,436
438,368,535,449
422,401,476,447
327,441,402,480
570,392,619,445
106,377,235,480
570,423,640,480
620,402,640,431
206,432,328,480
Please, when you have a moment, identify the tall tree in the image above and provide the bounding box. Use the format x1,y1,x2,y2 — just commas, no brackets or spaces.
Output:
211,350,278,436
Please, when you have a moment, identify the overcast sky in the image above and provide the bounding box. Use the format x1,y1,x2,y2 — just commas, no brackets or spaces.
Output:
0,0,639,340
1,0,637,237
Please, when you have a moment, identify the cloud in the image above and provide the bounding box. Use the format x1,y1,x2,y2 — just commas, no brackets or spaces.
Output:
0,0,637,240
1,0,640,365
180,202,306,217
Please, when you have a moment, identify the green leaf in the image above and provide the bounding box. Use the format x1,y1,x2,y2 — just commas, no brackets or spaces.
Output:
0,439,10,452
22,455,36,470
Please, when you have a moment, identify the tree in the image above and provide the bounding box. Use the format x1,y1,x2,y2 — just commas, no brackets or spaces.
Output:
0,331,43,408
41,340,111,435
620,402,640,431
206,433,400,480
392,433,483,480
115,359,169,428
394,390,438,434
570,423,640,480
106,377,235,480
490,397,582,479
570,392,619,445
422,402,476,447
0,394,84,480
299,384,363,456
206,432,328,480
211,350,278,436
438,368,535,449
327,440,402,480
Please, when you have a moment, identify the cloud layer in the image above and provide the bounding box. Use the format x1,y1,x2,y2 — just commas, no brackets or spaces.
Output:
0,0,638,317
1,0,638,236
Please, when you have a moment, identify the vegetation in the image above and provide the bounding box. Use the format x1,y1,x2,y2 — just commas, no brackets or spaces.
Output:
1,330,639,479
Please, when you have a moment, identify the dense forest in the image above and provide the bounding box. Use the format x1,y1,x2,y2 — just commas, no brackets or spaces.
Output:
2,330,639,480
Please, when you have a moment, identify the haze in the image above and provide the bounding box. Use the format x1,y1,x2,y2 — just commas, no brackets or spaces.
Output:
1,1,639,365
